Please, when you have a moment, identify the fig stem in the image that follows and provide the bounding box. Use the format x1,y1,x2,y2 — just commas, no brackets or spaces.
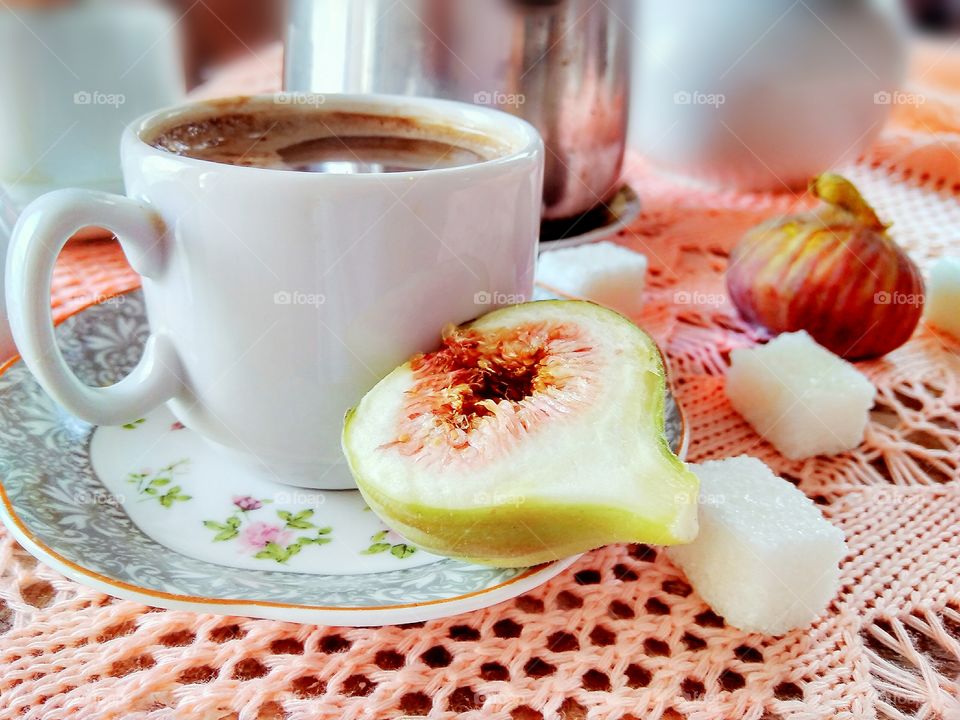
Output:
810,173,887,231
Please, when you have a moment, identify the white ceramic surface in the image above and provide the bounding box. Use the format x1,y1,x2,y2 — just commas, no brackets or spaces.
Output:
90,403,441,575
630,0,907,190
0,3,184,204
6,94,544,489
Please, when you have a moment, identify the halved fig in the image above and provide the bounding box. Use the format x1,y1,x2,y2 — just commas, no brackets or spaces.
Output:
342,301,699,567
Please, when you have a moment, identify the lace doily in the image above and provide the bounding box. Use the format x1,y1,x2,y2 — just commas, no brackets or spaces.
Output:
0,40,957,720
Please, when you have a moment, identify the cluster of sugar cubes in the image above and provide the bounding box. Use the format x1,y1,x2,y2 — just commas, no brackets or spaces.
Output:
536,241,647,317
667,456,847,635
726,331,876,460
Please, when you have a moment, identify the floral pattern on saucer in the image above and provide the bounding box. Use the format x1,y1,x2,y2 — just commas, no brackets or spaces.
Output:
89,408,435,575
361,529,417,559
203,499,334,564
126,460,191,507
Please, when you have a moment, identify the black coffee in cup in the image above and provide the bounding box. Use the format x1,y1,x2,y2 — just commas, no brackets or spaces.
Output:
145,97,506,174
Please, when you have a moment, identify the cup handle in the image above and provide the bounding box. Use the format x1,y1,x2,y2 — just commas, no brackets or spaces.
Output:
5,189,183,425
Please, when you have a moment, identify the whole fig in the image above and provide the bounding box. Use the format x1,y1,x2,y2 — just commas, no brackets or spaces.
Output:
727,174,924,359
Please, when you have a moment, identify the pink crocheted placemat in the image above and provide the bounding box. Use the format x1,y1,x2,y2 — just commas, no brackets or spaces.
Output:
1,41,958,720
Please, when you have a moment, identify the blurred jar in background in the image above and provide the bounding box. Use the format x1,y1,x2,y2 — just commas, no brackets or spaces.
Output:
0,0,185,203
629,0,908,192
285,0,633,223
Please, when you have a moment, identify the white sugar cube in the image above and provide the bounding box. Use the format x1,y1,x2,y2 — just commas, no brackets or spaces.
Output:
726,331,875,460
925,257,960,340
667,456,846,635
536,241,647,317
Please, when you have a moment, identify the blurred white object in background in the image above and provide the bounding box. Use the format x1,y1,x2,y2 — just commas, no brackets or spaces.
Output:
0,2,185,205
630,0,907,191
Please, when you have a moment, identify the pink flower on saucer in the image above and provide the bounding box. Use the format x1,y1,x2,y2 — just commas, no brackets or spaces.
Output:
232,495,262,511
170,421,185,431
239,522,291,552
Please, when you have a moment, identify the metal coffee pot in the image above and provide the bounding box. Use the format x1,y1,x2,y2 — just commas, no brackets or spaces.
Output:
284,0,633,222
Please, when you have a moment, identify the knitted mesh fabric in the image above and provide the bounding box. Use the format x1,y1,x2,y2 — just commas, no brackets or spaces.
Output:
1,40,959,720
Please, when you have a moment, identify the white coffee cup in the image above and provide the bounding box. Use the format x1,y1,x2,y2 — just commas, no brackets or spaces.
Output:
6,93,544,489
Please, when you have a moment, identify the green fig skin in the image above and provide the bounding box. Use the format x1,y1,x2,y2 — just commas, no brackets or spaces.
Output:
341,301,699,568
354,481,688,568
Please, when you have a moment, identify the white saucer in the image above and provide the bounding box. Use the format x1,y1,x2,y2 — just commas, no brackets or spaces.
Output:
0,290,685,626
